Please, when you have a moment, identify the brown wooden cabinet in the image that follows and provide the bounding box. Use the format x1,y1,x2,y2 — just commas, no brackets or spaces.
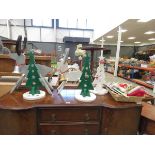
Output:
38,107,101,135
39,123,100,135
0,109,37,135
0,89,142,135
101,107,142,135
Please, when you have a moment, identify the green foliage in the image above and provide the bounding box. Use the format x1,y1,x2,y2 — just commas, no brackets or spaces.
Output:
51,57,57,69
26,51,43,95
78,52,94,97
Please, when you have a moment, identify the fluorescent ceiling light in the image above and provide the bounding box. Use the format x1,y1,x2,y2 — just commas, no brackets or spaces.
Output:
144,31,155,34
121,29,127,32
128,37,136,40
100,39,105,42
106,35,114,38
137,19,152,22
148,38,155,41
117,29,128,33
134,41,141,44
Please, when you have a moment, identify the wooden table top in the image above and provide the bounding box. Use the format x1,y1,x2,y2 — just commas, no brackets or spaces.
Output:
0,89,141,110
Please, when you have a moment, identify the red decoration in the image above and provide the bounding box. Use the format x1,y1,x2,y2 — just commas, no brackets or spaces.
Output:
127,89,146,97
119,83,128,89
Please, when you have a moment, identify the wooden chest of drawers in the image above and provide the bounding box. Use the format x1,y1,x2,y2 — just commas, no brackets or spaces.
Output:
38,107,101,135
0,89,142,135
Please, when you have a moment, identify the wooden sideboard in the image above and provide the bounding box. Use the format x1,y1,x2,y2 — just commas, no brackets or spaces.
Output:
0,89,142,135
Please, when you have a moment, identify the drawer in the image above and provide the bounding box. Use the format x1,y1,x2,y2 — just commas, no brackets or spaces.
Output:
39,123,100,135
39,108,100,122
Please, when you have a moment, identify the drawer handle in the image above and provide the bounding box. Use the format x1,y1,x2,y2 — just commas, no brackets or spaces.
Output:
51,114,56,122
51,130,56,135
84,128,89,135
85,113,90,121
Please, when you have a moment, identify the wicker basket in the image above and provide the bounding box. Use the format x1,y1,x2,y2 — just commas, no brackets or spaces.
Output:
107,88,144,103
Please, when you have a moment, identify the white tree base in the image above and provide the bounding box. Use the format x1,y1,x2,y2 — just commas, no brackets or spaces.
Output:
75,90,96,102
23,90,46,101
90,88,108,95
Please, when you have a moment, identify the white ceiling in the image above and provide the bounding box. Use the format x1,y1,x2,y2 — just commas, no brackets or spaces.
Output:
94,19,155,46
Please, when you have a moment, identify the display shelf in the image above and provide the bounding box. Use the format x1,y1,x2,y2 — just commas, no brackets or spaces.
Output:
147,49,155,52
131,79,153,89
106,71,153,89
106,62,155,89
119,64,155,72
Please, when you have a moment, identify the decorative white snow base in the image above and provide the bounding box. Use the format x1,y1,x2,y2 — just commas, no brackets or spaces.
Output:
90,88,108,95
75,90,96,102
23,90,46,101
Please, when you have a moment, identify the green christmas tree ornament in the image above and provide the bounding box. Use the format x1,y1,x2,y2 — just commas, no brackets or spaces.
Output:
75,52,96,102
23,50,46,100
78,53,94,97
26,51,43,95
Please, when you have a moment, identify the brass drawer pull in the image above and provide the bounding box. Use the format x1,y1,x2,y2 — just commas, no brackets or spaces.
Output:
51,130,56,134
84,128,89,135
85,113,90,121
51,114,56,122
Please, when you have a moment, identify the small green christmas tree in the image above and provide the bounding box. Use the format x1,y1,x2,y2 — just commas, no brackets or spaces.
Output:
78,52,94,97
26,51,43,95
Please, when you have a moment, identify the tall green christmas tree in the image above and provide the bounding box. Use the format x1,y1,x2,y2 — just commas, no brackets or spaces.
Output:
26,51,43,95
78,52,94,97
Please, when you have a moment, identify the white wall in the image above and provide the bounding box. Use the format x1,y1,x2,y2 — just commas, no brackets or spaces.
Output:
0,19,94,42
56,29,93,43
69,29,83,37
11,26,25,40
0,19,7,25
27,27,40,42
10,19,24,26
0,25,94,42
56,29,70,43
25,19,32,26
83,30,93,38
0,19,31,26
41,28,55,42
0,25,8,38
